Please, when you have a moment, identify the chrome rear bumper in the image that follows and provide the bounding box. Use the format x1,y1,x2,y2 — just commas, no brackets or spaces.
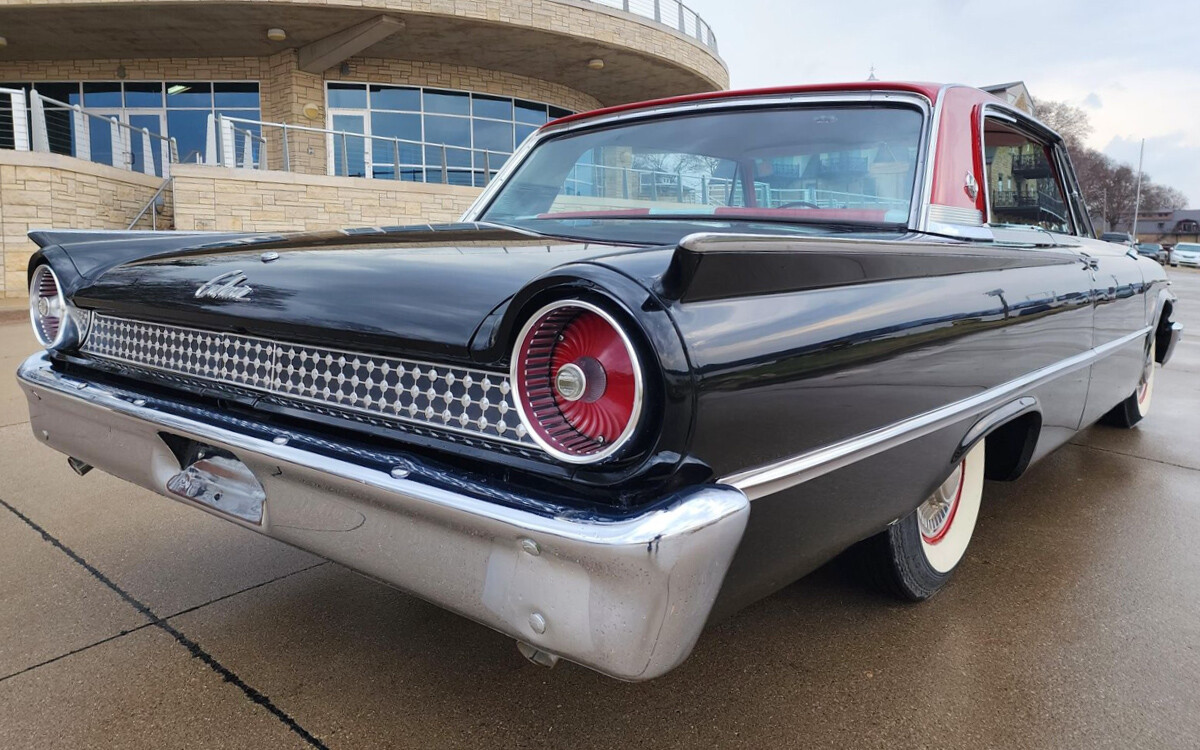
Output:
1160,321,1184,366
17,352,749,681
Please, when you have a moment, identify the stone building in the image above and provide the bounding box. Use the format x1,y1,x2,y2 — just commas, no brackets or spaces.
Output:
0,0,727,298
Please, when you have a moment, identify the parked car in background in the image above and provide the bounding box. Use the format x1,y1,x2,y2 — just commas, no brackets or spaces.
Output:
17,82,1183,681
1136,242,1168,264
1173,242,1200,268
1100,231,1135,245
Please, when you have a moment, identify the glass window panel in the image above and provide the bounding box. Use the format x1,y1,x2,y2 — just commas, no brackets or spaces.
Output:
124,82,163,108
225,119,262,168
330,113,366,177
473,119,513,152
473,94,512,120
82,82,122,108
425,143,471,168
515,100,548,126
128,113,165,175
515,124,539,148
370,111,421,142
474,150,511,170
424,114,470,148
371,137,422,167
549,106,572,120
370,112,422,163
217,108,261,122
444,169,474,186
32,82,80,106
88,116,116,167
370,85,419,111
214,82,260,108
166,82,213,108
166,109,211,163
423,89,469,115
327,83,367,109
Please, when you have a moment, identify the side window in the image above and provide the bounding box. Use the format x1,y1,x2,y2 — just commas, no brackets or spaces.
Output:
983,118,1073,233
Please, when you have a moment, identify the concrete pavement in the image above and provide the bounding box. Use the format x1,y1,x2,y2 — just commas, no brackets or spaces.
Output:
2,269,1198,749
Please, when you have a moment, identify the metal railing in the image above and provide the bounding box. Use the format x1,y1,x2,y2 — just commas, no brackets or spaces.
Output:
562,161,909,210
584,0,718,50
208,115,504,187
5,90,182,178
127,176,173,230
0,87,31,151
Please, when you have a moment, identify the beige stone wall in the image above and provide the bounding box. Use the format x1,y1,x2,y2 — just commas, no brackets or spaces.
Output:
0,57,265,84
171,164,479,233
1,151,168,298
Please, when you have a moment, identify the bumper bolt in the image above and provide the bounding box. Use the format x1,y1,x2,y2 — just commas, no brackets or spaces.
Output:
390,466,410,479
529,612,547,634
133,399,146,407
520,538,540,556
272,436,289,445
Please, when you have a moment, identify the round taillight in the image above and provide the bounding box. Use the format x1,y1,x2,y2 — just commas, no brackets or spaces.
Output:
30,265,67,348
512,300,644,463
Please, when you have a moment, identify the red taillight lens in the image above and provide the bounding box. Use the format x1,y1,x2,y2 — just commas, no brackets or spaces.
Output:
512,301,643,463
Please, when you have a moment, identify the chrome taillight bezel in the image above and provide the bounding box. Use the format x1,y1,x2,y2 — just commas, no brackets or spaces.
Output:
29,265,89,351
510,299,645,464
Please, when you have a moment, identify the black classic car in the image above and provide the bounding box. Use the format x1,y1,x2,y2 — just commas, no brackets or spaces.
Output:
18,82,1183,681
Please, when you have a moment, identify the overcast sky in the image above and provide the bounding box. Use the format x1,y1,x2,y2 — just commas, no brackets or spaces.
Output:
687,0,1200,206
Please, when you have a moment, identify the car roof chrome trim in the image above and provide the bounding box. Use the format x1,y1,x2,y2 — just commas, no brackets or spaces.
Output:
722,325,1152,500
915,83,952,233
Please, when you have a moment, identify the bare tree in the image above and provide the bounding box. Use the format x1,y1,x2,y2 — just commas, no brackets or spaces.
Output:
1032,98,1092,149
1141,183,1188,212
1035,98,1190,230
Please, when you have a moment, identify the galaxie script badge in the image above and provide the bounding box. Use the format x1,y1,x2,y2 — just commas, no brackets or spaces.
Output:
195,270,253,301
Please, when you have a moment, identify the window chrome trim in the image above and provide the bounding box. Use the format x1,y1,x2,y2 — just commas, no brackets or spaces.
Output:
462,91,934,232
977,102,1079,236
721,326,1153,500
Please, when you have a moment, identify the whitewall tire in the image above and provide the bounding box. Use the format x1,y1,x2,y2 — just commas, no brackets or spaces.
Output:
857,440,986,600
1104,336,1156,428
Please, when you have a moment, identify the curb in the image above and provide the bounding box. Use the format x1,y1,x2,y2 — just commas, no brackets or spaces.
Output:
0,307,27,325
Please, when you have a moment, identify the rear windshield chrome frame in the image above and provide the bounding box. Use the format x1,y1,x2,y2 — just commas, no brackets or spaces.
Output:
460,91,936,235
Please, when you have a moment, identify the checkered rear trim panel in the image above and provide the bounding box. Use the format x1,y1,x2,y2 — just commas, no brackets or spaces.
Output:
82,314,534,447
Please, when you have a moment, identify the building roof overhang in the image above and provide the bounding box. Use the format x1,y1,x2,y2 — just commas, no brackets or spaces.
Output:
0,0,727,105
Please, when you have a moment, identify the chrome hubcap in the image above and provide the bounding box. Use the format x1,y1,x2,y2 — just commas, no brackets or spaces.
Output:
918,461,965,544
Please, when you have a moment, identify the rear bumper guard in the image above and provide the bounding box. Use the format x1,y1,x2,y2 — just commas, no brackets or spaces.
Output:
17,352,749,681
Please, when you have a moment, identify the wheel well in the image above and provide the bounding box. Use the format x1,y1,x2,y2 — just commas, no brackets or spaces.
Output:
982,412,1041,481
1155,299,1174,364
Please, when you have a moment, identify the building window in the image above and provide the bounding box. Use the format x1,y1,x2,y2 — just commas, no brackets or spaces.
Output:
0,81,260,170
325,82,572,186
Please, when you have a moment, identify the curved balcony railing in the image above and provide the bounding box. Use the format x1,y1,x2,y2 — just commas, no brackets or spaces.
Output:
584,0,718,51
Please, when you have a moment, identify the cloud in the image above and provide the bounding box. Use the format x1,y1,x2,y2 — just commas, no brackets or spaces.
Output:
1083,92,1102,109
1104,132,1198,205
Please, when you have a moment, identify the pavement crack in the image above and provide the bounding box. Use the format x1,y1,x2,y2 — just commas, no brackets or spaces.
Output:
0,560,329,684
1068,442,1200,473
0,496,330,750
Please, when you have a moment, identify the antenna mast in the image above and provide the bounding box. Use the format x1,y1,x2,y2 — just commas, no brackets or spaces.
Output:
1130,138,1145,245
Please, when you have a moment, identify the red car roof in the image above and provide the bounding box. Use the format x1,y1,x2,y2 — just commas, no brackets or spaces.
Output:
546,82,949,128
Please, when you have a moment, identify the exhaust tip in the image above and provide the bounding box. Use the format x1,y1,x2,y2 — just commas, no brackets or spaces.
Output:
67,457,93,476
